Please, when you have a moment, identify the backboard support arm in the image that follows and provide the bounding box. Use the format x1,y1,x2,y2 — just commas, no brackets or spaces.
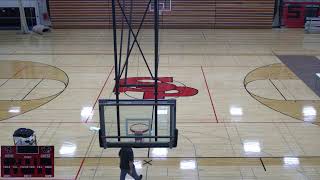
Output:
111,0,160,142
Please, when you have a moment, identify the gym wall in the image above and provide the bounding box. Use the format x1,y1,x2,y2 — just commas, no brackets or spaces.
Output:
48,0,275,29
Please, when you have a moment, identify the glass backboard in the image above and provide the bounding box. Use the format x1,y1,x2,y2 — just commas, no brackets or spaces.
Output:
99,99,177,148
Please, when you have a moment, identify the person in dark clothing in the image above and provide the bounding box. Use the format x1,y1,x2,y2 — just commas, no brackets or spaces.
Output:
119,147,143,180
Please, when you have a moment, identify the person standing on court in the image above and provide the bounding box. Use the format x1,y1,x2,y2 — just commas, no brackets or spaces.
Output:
119,147,143,180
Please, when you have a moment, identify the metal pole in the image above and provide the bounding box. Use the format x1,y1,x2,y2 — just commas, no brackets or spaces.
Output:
111,0,121,141
99,104,107,148
124,0,133,85
119,0,125,74
154,0,159,141
18,0,29,34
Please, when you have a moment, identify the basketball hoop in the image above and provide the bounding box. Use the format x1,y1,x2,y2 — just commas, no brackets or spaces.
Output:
130,123,149,142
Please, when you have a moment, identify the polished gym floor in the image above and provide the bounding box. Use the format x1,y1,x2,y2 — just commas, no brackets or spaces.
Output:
0,29,320,179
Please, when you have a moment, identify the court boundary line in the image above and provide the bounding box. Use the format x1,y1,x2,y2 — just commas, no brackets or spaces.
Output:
54,156,320,159
85,66,114,123
74,66,114,180
1,121,308,124
0,53,279,56
21,79,44,100
201,66,219,123
260,157,267,171
0,65,27,88
74,133,96,180
0,179,72,180
269,79,287,100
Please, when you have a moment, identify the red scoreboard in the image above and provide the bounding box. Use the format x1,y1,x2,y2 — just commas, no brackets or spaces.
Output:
1,146,54,178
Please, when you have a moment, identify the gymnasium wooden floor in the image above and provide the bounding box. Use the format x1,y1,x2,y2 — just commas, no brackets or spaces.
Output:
0,29,320,179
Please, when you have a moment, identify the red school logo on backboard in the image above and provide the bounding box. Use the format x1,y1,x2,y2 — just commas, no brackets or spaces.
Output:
116,77,198,99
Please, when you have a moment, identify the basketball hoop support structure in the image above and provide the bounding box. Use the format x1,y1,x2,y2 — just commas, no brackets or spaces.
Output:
99,0,177,149
110,0,160,142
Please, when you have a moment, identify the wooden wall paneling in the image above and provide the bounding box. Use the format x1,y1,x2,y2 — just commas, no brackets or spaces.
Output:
48,0,275,29
215,0,274,28
161,0,215,29
49,0,110,29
